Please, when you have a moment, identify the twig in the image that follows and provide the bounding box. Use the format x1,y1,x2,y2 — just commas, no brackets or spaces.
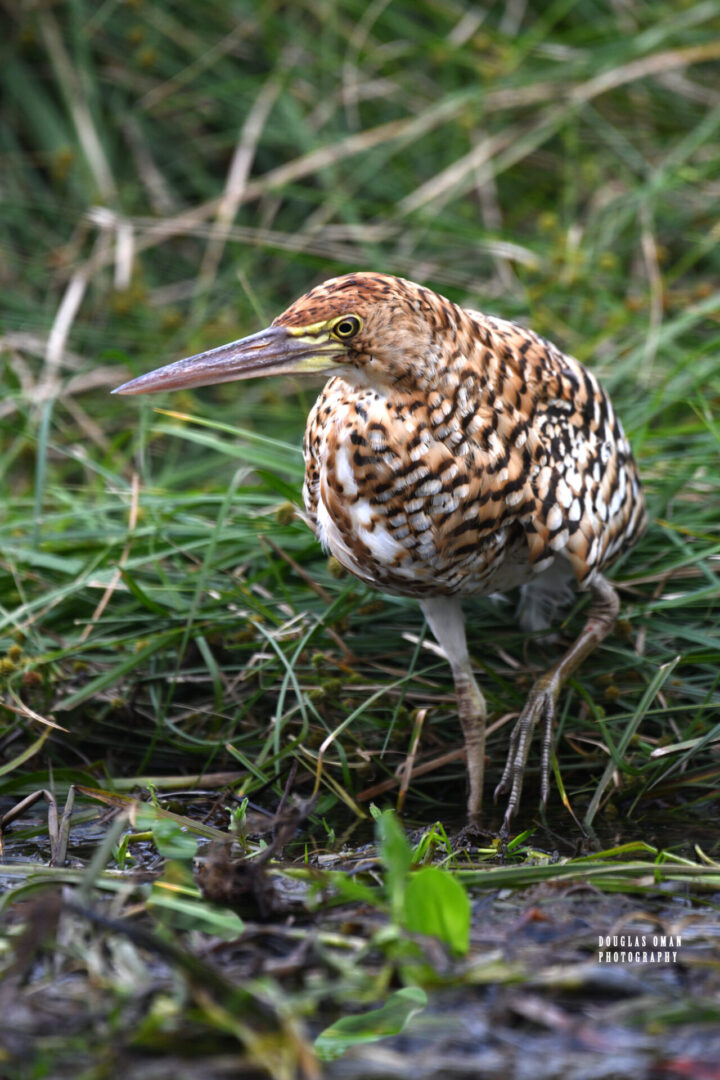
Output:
4,699,69,733
198,74,283,290
396,707,427,812
356,711,517,801
640,203,663,384
39,10,117,199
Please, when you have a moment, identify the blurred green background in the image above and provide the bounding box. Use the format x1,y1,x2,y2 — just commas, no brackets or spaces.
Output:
1,0,720,814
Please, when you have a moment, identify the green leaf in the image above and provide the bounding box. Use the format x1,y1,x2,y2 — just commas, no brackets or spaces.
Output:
375,809,412,921
314,987,427,1062
148,888,245,939
325,871,384,907
152,819,198,861
119,568,175,613
403,866,470,956
254,468,301,501
0,727,51,777
55,637,173,711
153,422,304,477
2,545,85,575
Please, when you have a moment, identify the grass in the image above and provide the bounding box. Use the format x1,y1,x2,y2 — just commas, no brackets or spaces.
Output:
1,1,720,1077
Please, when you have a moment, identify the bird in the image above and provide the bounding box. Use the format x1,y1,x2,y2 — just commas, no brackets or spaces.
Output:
114,272,646,831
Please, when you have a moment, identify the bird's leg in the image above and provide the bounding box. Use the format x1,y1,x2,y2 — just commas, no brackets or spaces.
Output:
420,596,486,819
494,574,620,834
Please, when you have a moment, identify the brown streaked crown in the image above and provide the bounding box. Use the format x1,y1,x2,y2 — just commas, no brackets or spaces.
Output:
272,272,467,389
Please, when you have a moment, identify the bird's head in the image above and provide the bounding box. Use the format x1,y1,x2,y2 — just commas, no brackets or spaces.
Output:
113,273,459,397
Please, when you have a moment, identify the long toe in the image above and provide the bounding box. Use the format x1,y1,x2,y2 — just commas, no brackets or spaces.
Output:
496,687,557,831
539,698,555,805
493,717,520,800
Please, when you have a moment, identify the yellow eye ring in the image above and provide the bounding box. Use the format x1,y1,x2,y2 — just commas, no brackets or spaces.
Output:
332,315,361,340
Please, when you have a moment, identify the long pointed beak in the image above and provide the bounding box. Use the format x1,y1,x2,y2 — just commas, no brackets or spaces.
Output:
112,325,345,395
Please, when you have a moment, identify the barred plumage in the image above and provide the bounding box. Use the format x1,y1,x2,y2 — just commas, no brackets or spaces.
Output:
115,272,647,830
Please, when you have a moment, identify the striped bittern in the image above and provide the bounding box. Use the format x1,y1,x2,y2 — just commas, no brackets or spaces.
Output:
114,273,646,831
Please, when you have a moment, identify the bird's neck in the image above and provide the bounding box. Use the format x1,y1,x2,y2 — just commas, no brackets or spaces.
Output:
419,307,535,406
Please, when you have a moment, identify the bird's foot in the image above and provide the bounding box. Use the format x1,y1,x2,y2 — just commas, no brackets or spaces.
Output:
493,673,559,836
452,816,495,852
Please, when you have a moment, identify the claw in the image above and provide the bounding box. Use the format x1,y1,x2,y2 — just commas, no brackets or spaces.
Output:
496,684,558,832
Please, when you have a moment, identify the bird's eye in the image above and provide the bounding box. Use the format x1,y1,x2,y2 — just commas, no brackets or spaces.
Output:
332,316,361,340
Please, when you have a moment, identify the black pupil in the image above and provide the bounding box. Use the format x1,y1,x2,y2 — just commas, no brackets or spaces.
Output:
338,319,355,336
